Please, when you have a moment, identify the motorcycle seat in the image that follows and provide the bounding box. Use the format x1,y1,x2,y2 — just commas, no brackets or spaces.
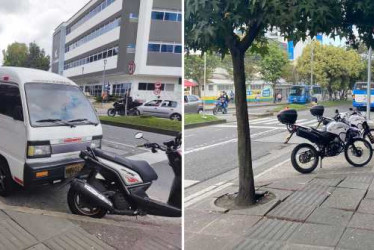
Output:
92,149,158,183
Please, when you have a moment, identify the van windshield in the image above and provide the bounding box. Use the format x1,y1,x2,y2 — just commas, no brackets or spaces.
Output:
25,82,98,127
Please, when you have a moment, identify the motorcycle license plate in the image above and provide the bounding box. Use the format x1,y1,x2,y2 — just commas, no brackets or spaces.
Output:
65,163,84,178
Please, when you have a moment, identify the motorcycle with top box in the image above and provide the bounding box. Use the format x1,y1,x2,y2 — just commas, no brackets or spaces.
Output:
278,109,373,174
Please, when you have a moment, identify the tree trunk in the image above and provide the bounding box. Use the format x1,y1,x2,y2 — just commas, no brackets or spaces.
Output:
230,47,256,206
273,83,276,103
327,85,333,100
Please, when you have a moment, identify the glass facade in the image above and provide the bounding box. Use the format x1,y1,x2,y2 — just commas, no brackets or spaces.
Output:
148,43,182,54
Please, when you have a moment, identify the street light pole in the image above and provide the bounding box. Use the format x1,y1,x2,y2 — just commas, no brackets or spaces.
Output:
367,47,372,120
203,53,207,117
311,40,314,86
102,59,107,107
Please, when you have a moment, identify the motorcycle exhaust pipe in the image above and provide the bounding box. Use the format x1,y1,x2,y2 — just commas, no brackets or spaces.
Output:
71,179,114,211
71,179,138,216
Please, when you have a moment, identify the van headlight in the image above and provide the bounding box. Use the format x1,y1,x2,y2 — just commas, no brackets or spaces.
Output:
27,144,51,158
90,139,102,149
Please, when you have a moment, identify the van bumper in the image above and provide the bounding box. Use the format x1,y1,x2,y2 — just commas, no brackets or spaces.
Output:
24,158,85,187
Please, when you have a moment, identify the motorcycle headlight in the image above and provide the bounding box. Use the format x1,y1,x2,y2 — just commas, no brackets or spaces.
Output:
90,139,102,149
27,144,51,158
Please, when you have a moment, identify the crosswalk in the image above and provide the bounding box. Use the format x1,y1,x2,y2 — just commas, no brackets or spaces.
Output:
248,117,319,127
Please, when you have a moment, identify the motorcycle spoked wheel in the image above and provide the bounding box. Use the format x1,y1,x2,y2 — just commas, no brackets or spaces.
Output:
67,180,108,218
345,138,373,167
107,108,116,117
363,128,374,147
291,143,319,174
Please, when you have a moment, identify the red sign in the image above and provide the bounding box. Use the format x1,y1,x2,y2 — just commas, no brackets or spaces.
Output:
128,61,136,75
155,82,162,89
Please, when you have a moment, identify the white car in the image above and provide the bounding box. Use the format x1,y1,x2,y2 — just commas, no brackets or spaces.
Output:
136,99,182,121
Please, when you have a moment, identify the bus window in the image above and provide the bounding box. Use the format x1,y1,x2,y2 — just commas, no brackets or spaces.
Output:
354,82,374,90
290,86,304,96
312,86,321,94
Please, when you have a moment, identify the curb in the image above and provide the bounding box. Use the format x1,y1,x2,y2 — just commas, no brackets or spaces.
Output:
100,120,180,136
185,119,227,129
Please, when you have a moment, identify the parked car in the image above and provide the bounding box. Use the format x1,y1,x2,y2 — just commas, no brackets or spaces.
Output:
0,67,103,196
184,95,203,114
136,99,182,121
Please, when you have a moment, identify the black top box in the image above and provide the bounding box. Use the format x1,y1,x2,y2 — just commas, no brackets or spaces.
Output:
310,105,324,117
277,109,297,125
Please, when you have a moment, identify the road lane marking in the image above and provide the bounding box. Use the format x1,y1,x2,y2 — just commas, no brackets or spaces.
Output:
185,158,291,207
127,151,167,165
185,128,281,154
249,117,275,123
184,180,199,188
254,159,291,180
298,120,318,126
185,182,233,208
102,139,148,151
250,118,275,124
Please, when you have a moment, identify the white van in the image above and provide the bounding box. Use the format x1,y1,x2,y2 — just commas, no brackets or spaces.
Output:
0,67,103,195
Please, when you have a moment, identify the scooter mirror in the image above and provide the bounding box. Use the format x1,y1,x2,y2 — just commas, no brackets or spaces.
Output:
135,132,143,139
335,109,339,114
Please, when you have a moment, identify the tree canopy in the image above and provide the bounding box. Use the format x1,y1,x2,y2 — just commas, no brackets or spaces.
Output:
2,42,50,71
296,42,364,99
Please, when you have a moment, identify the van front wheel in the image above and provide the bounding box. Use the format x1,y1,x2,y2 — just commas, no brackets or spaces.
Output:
0,159,15,197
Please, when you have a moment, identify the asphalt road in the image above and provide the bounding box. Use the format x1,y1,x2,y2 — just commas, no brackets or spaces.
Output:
0,125,175,214
185,102,354,187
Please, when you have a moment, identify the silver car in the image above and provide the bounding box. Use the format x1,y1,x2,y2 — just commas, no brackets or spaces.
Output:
184,95,203,114
137,99,182,121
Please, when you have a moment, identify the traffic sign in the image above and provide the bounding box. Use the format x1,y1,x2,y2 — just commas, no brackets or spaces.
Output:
128,61,136,75
155,82,162,89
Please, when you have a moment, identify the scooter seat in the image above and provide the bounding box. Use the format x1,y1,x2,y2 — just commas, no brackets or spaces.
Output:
92,149,158,183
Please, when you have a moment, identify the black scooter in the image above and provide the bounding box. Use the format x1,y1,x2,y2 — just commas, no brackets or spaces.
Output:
67,133,182,218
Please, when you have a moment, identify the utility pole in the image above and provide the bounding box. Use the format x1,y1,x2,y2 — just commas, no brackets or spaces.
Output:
367,47,372,120
203,53,207,117
311,40,314,86
102,59,107,108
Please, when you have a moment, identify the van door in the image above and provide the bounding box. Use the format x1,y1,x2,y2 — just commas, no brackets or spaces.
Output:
0,83,26,181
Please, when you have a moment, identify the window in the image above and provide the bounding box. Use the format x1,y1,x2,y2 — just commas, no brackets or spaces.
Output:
147,83,155,91
0,84,23,120
189,95,199,102
148,44,161,52
165,84,175,91
161,101,178,108
174,45,182,53
145,100,162,106
152,11,164,20
113,47,119,56
138,83,147,90
177,14,182,22
108,49,113,57
164,12,178,21
161,44,174,53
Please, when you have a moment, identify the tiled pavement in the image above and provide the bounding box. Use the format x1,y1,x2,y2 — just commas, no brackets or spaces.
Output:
185,168,374,250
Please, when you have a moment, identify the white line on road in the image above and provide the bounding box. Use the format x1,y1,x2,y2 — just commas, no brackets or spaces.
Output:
127,151,167,165
298,120,318,126
102,139,148,151
249,117,275,123
185,128,281,154
185,158,291,207
250,118,275,124
184,180,199,188
254,158,291,180
185,182,233,208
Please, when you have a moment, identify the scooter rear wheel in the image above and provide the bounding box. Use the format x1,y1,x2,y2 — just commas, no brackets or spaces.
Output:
67,185,108,218
213,107,218,115
291,143,319,174
107,108,116,117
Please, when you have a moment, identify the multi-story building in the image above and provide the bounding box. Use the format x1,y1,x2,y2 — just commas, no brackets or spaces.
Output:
52,0,182,101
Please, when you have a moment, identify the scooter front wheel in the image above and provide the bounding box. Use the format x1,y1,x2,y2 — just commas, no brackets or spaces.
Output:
67,187,108,218
291,143,319,174
345,138,373,167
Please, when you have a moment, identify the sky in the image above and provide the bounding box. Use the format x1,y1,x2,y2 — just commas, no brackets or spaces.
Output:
0,0,90,66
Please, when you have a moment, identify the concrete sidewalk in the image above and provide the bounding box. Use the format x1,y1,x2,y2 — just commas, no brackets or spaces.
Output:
0,202,181,250
185,155,374,250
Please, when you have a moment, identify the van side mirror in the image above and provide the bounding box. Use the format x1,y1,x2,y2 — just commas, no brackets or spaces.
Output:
13,106,23,121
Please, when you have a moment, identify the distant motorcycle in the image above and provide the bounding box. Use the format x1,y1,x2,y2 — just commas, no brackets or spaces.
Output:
213,99,227,115
107,98,142,117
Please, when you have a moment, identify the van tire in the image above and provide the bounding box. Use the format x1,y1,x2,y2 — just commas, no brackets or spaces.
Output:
0,159,15,197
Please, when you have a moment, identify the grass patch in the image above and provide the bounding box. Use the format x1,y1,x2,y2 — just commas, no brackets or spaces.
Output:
185,114,221,125
272,99,352,113
99,116,181,132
